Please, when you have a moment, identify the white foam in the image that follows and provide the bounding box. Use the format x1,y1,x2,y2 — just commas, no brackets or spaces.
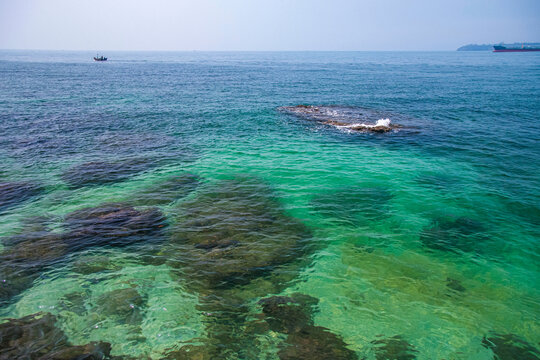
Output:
375,118,391,127
337,118,392,129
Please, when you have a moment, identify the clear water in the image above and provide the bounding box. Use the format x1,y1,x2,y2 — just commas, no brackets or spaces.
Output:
0,50,539,359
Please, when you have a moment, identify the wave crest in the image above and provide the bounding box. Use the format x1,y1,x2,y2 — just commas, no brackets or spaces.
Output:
339,118,391,129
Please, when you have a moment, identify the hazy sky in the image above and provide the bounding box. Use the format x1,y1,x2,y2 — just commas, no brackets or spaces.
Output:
1,0,539,51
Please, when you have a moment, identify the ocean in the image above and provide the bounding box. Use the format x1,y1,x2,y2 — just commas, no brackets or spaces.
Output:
0,50,539,359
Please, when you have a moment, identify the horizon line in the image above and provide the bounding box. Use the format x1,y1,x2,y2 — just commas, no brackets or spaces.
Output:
0,48,462,52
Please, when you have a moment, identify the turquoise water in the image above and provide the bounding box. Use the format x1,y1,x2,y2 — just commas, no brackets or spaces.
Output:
0,50,539,359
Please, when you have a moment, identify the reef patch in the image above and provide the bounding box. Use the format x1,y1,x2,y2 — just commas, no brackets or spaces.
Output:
0,203,166,306
64,203,167,250
371,335,417,360
257,294,357,360
420,216,487,254
95,287,146,326
258,293,318,334
0,312,112,359
279,325,358,360
0,181,43,213
482,333,540,360
61,159,155,188
0,230,68,307
311,186,393,225
134,173,200,206
446,277,466,293
167,178,312,289
158,177,318,359
71,255,122,275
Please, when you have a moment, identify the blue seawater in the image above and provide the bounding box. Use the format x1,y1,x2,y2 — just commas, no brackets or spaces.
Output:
0,50,539,359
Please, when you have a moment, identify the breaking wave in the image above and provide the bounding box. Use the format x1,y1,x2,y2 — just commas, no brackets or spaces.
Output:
337,118,391,129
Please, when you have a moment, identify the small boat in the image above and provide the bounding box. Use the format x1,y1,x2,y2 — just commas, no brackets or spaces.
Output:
93,54,107,61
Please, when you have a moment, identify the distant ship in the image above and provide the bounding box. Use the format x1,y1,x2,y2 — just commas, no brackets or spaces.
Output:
93,54,107,61
493,45,540,52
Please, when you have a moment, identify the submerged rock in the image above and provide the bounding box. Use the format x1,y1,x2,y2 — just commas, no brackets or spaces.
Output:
172,285,321,359
482,333,540,360
167,178,312,289
161,178,316,358
0,230,68,307
1,231,67,266
71,255,122,275
0,204,165,307
311,187,393,224
134,173,201,206
445,277,466,293
256,294,357,360
61,159,154,188
163,344,218,360
59,291,88,316
278,325,358,360
258,294,319,334
420,216,487,254
490,193,540,228
95,287,145,325
0,266,38,308
40,342,113,360
95,132,199,165
18,215,56,234
278,105,402,134
372,335,417,360
64,203,167,250
0,312,112,359
0,181,43,213
415,173,457,191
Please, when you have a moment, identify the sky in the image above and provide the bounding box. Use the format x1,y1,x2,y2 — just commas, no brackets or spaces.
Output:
1,0,539,51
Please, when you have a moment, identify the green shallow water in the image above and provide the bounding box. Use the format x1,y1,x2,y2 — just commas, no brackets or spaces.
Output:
0,51,539,359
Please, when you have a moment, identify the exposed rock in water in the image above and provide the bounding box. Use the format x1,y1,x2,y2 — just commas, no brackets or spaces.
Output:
134,173,201,206
311,187,393,225
420,216,487,254
278,105,402,134
166,178,313,289
64,203,167,250
372,335,417,360
0,312,112,359
482,333,540,360
278,325,358,360
61,159,155,188
0,181,43,213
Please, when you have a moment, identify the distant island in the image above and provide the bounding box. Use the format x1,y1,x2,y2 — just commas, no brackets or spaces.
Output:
458,43,540,51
